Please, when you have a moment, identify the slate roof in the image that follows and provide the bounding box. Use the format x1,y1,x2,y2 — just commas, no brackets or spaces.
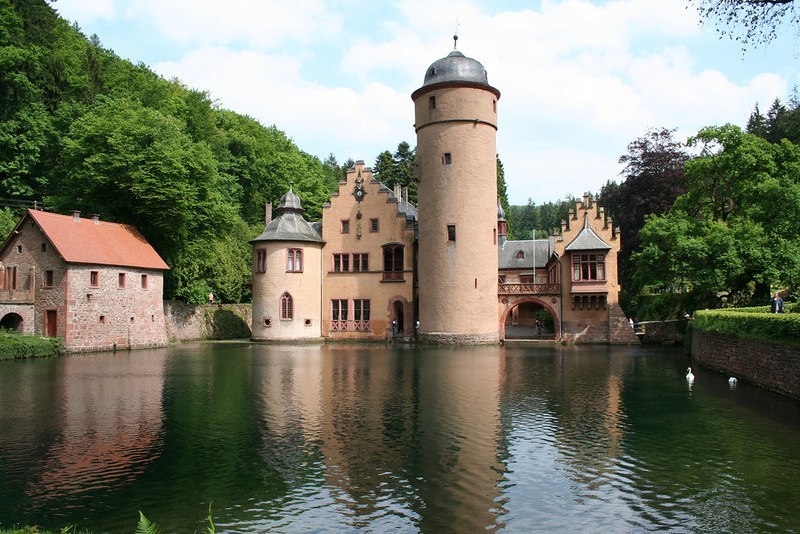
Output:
250,188,324,244
384,184,418,224
19,209,169,270
564,216,611,251
412,48,501,99
499,239,551,270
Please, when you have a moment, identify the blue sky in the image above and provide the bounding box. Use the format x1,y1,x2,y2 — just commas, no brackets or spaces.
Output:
54,0,799,205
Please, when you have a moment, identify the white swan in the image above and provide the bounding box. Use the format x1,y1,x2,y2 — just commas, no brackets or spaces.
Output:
686,367,695,383
728,376,738,386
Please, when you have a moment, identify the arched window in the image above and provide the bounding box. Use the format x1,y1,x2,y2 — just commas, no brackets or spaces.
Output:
382,244,404,281
280,292,293,320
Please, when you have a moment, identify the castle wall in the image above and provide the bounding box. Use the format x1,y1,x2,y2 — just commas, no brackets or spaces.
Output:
692,330,800,400
64,265,168,352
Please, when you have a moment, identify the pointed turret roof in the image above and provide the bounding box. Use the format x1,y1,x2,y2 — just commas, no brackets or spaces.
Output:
250,187,324,244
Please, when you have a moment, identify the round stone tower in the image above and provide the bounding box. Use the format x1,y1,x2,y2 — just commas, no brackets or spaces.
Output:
412,41,501,344
250,188,325,341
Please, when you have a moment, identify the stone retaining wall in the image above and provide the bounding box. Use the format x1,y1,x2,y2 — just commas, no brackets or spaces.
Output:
164,302,252,342
691,330,800,400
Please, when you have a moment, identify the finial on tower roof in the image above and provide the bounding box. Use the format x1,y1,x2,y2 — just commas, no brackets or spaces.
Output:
453,18,460,49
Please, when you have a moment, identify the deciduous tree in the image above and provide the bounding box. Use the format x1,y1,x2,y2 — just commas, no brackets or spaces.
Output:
689,0,799,47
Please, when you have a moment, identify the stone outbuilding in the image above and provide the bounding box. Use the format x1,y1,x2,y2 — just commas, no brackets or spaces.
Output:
0,209,169,351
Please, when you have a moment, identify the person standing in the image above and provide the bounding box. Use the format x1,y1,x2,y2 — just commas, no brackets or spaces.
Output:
771,292,784,313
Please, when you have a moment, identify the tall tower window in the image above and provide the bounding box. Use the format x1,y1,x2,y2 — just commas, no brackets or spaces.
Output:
287,248,303,272
255,249,267,273
429,96,436,109
382,245,404,281
281,292,293,319
341,220,350,233
447,225,456,241
442,153,452,165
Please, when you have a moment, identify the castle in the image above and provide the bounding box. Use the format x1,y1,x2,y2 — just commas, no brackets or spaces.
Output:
250,45,638,345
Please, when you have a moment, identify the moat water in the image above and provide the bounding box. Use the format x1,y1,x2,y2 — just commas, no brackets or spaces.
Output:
1,342,799,532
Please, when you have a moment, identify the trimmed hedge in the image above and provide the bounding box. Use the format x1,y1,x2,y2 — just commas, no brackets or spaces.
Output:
691,309,800,347
0,331,63,360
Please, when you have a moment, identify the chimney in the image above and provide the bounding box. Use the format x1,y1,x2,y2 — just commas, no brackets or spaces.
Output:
265,202,273,223
92,214,100,224
394,184,401,200
71,210,80,221
402,187,408,203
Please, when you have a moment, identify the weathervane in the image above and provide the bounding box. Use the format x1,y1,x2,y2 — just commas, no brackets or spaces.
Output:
453,18,460,49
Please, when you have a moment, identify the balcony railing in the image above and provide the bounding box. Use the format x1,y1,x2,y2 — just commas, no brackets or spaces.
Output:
498,283,561,296
330,320,372,332
381,271,404,282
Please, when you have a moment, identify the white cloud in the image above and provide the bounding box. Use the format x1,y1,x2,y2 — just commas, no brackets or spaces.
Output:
129,0,343,48
53,0,117,25
52,0,799,204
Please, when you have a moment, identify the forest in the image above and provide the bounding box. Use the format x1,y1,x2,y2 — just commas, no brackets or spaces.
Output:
2,0,799,317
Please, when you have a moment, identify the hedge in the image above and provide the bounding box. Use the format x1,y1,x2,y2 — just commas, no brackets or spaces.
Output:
691,308,800,347
0,331,63,360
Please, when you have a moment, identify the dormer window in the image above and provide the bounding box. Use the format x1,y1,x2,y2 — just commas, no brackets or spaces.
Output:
515,250,525,259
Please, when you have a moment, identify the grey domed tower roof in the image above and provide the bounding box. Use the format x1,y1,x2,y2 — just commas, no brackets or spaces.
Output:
250,187,324,244
412,40,500,99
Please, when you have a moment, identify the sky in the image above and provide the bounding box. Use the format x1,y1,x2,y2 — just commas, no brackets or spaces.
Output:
53,0,799,205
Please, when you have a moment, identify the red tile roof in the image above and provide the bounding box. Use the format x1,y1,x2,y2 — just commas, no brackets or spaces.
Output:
26,209,169,270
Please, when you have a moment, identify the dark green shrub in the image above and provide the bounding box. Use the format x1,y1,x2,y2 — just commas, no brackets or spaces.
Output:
691,309,800,346
0,331,63,360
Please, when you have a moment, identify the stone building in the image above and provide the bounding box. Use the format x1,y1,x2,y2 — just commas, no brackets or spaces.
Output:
0,209,169,351
249,45,637,344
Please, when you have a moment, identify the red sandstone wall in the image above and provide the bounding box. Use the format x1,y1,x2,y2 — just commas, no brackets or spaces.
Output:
692,330,800,400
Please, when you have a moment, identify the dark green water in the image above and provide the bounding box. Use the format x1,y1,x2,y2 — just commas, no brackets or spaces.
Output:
1,342,799,532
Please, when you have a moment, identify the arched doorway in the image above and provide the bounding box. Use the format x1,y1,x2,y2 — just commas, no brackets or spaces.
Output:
0,312,23,332
502,298,559,340
392,300,404,336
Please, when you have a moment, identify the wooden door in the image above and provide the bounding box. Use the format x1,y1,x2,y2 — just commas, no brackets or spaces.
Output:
45,310,57,337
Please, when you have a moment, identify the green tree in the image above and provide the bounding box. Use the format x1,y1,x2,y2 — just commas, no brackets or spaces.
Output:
372,142,417,203
51,96,240,301
601,128,689,308
632,124,800,312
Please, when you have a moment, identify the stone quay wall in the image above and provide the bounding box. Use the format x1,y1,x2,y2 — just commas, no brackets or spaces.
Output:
164,302,252,342
691,330,800,400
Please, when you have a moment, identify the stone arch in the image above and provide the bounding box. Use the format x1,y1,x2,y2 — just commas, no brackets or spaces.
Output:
499,297,561,341
0,312,24,332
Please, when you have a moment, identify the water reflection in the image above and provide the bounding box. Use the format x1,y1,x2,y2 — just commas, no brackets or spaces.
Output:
0,343,799,532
